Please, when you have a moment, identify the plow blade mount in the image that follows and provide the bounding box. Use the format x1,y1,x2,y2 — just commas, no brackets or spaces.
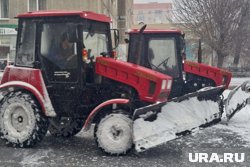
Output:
225,80,250,121
133,86,225,152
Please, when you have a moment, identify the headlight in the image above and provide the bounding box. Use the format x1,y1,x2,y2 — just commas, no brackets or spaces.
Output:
161,80,167,90
167,80,172,89
161,80,172,90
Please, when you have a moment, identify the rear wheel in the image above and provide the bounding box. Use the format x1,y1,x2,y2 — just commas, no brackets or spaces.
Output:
49,117,85,137
95,113,133,155
0,91,49,147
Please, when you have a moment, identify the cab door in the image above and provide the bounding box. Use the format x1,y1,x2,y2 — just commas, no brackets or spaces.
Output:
39,22,82,115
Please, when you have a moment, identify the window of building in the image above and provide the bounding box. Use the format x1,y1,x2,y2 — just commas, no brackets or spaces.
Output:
28,0,46,11
0,0,9,18
136,11,144,23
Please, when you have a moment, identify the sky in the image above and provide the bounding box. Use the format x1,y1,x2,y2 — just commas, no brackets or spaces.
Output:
134,0,173,3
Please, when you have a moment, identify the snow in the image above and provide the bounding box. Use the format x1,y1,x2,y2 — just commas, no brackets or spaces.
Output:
216,87,250,146
224,81,250,120
230,77,250,87
133,82,250,152
133,97,221,152
215,105,250,146
20,149,52,166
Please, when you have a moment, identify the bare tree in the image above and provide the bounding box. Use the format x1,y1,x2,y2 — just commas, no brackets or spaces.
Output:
232,1,250,66
174,0,250,68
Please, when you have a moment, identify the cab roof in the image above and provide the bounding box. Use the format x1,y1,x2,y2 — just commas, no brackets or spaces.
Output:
128,29,182,34
17,10,111,23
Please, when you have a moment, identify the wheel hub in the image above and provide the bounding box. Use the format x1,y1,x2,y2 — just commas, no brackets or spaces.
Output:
18,116,23,123
9,106,29,132
110,125,123,140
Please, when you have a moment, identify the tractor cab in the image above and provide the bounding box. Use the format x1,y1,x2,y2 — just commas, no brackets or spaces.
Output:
128,29,185,98
16,11,114,83
14,11,116,117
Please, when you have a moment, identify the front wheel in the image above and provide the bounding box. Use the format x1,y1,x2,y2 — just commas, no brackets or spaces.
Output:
95,113,133,155
0,91,49,147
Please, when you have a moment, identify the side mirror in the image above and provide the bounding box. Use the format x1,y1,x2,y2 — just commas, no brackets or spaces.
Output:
111,29,119,49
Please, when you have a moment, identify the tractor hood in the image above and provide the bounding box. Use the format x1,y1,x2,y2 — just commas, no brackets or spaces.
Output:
95,57,172,103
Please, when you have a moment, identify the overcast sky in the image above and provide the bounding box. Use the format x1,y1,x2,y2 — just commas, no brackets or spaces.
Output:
134,0,173,3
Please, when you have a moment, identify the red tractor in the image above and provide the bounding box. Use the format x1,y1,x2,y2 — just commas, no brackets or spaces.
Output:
0,11,171,154
127,27,231,98
0,11,247,155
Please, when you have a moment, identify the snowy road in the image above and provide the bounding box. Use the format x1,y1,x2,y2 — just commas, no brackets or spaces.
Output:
0,113,250,167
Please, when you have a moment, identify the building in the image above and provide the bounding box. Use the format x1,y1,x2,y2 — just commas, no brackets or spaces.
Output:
133,2,173,25
0,0,133,62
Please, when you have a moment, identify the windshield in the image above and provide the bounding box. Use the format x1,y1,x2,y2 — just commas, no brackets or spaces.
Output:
83,31,108,59
147,37,179,77
82,21,109,60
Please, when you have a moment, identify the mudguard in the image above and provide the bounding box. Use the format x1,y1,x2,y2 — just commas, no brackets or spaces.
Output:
0,81,56,117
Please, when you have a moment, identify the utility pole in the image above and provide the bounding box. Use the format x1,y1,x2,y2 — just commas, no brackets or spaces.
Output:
117,0,126,44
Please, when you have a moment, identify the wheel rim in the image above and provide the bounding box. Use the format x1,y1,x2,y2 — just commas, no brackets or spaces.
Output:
96,114,133,154
2,103,36,142
11,106,29,132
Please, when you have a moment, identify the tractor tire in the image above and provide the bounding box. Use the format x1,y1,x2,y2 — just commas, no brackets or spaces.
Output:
95,113,133,155
0,91,49,147
49,117,85,137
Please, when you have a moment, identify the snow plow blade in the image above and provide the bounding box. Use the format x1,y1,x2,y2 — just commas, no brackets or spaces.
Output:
225,80,250,121
133,86,225,152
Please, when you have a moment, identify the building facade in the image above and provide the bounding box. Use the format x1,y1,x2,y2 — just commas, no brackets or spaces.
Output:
133,2,173,25
0,0,133,62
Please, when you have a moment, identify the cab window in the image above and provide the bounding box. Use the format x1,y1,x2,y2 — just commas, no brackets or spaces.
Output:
16,20,36,67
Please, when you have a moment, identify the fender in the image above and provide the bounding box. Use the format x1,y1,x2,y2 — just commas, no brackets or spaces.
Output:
83,98,130,130
0,81,56,117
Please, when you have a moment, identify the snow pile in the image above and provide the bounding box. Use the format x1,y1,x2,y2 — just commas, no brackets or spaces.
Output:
230,78,250,87
216,105,250,146
222,81,250,121
133,97,220,152
218,88,250,146
226,88,250,116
